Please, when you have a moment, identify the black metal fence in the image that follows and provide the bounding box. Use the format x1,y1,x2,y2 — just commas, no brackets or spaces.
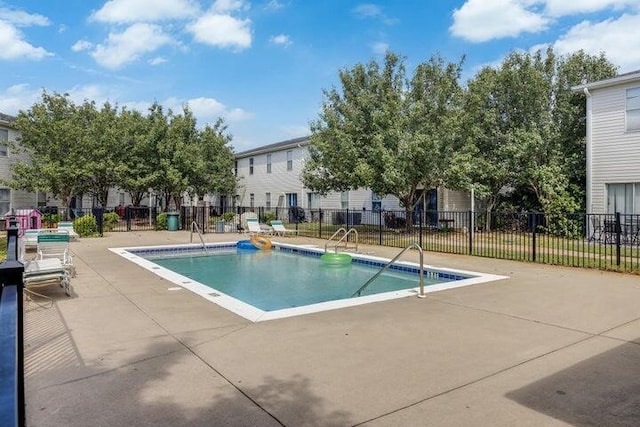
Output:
0,217,25,426
30,205,640,273
173,206,640,273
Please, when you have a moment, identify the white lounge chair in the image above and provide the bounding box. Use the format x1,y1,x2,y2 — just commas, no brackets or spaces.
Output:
246,218,271,235
23,258,71,296
270,220,298,237
22,229,41,251
37,231,76,277
57,221,80,240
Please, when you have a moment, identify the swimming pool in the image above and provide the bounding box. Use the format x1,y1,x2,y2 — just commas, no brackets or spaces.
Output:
112,242,507,322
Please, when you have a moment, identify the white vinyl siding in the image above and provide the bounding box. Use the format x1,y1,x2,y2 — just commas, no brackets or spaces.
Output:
589,83,640,213
234,139,463,214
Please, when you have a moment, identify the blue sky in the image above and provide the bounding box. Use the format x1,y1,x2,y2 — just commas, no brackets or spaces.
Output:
2,0,640,151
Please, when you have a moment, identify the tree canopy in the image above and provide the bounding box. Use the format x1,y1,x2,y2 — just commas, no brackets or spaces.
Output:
303,52,469,227
305,48,618,222
10,92,236,210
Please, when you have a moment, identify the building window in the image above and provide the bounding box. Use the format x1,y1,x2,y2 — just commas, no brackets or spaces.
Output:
626,88,640,131
607,183,640,215
0,129,8,156
286,193,297,207
287,150,293,171
266,154,272,173
372,193,382,212
340,191,349,209
234,160,238,176
249,158,254,175
266,192,271,209
0,189,10,214
250,193,255,208
307,192,320,209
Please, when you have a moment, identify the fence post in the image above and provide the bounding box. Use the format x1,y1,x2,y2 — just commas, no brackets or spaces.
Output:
0,217,25,426
378,209,383,245
532,213,537,262
319,208,322,239
419,209,423,248
468,210,473,255
615,212,621,267
125,206,131,231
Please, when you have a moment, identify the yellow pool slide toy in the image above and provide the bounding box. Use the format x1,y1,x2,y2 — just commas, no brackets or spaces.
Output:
250,235,273,250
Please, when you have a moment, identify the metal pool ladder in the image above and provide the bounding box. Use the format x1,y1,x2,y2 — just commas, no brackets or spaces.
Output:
324,227,359,253
352,242,425,298
190,221,208,254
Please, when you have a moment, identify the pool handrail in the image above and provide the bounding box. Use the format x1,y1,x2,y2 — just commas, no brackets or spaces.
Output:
352,242,425,299
189,221,208,254
324,228,358,253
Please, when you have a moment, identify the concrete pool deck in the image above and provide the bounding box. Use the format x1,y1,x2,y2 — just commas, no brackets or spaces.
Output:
24,231,640,426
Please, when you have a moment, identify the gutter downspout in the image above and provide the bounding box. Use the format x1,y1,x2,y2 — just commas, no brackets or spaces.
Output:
583,87,592,216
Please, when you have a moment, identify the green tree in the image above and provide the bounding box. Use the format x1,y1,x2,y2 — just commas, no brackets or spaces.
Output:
303,51,467,228
77,100,123,207
463,48,617,220
116,107,160,206
11,91,84,210
191,119,236,200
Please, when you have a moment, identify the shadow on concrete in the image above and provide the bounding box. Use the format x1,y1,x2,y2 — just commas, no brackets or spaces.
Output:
26,334,354,426
506,339,640,426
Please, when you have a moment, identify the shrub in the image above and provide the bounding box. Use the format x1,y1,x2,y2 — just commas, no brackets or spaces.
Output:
260,211,277,224
103,212,120,232
222,212,236,222
156,212,168,230
74,215,97,237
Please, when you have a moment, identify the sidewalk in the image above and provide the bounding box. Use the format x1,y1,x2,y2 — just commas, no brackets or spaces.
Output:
25,231,640,426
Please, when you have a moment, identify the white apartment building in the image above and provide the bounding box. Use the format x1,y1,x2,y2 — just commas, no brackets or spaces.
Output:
234,136,472,225
574,71,640,215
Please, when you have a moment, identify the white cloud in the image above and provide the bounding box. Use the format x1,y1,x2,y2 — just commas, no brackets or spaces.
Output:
0,21,52,60
353,4,383,18
552,14,640,72
0,7,50,26
371,41,389,54
91,23,173,69
225,107,254,121
451,0,549,42
187,13,251,50
212,0,249,13
543,0,639,17
72,40,93,52
148,56,168,65
186,97,253,122
0,84,41,114
269,34,291,46
265,0,285,11
91,0,199,23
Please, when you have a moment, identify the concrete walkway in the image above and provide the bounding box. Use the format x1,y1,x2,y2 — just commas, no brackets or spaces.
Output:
24,231,640,426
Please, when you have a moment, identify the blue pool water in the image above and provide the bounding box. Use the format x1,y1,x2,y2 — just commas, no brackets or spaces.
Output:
147,247,456,311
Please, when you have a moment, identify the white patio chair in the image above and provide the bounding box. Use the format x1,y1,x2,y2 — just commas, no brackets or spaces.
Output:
23,258,71,296
37,231,76,277
270,220,298,237
246,218,271,235
57,221,80,240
